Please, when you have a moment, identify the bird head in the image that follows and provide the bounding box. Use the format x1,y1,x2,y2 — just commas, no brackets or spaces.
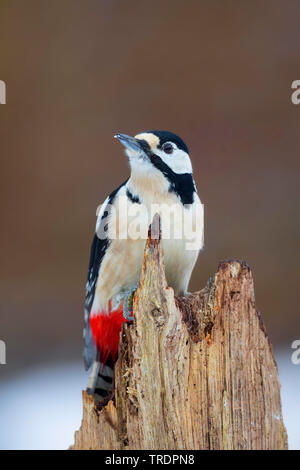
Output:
114,130,192,176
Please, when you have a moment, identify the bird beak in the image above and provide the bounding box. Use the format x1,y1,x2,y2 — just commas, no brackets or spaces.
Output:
114,133,144,154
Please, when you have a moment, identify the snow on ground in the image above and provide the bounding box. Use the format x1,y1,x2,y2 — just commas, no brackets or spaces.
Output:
0,363,87,450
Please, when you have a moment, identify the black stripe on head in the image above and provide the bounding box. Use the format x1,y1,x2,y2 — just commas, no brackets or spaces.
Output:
149,153,196,205
146,130,189,154
136,139,151,153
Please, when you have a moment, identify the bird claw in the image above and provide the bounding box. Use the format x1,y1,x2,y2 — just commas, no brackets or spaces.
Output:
123,284,138,321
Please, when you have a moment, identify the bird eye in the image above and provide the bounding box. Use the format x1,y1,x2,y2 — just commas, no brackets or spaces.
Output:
163,143,173,154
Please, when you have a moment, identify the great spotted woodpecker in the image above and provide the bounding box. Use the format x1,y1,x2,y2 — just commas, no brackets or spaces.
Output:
84,130,204,402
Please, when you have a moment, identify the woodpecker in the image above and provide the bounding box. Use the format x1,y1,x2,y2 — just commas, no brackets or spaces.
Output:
84,130,204,402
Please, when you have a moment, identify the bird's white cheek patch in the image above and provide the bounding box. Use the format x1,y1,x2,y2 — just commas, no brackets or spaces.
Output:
154,148,192,174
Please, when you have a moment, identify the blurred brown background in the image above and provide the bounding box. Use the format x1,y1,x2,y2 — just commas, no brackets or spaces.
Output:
0,0,299,379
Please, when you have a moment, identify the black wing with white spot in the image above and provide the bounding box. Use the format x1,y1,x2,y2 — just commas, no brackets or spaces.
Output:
83,181,127,370
83,232,109,370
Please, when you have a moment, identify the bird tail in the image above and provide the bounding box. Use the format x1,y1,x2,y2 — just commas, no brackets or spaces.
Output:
87,303,128,401
86,360,114,401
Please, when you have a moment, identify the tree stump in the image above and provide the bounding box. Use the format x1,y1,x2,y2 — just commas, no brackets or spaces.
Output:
71,215,288,450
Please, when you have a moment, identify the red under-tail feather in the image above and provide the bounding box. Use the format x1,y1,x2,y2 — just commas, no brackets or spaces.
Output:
90,303,129,365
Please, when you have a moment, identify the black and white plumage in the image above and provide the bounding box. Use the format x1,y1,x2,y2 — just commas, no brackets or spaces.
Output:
84,130,204,400
83,181,126,371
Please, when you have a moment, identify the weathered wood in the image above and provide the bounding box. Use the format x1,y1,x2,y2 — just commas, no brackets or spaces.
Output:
71,215,287,450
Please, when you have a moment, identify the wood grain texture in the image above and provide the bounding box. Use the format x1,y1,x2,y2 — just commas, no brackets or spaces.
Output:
71,215,288,450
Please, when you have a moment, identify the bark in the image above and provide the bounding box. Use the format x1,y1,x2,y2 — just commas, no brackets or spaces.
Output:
71,215,288,450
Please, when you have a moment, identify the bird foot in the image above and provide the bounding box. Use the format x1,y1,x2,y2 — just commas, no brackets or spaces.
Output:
123,283,139,321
